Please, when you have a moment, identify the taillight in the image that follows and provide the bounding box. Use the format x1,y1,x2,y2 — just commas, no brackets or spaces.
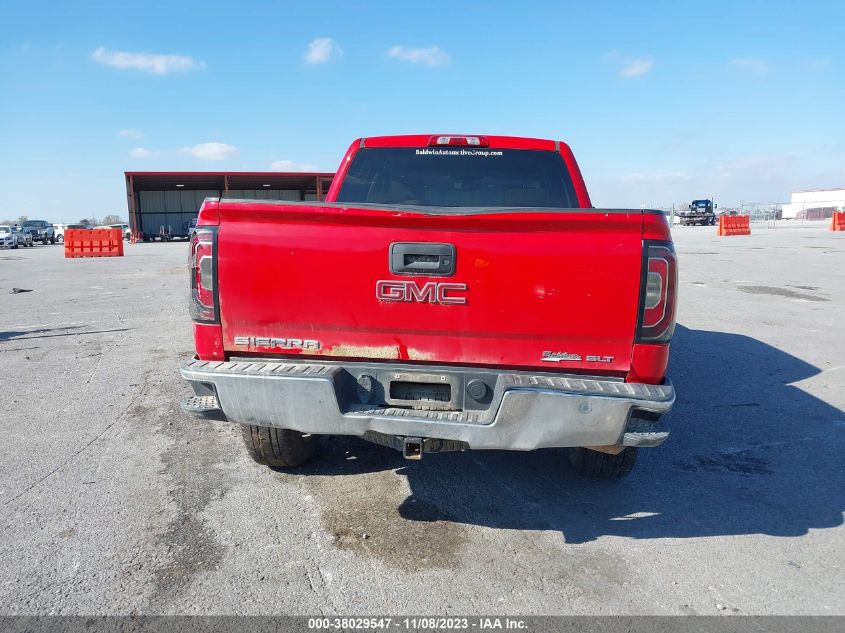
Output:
189,228,218,323
428,135,489,147
637,241,677,343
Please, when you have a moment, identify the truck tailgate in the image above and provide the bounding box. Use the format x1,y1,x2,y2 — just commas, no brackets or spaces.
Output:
216,202,644,374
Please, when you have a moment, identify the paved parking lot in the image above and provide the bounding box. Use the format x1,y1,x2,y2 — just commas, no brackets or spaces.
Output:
0,224,843,615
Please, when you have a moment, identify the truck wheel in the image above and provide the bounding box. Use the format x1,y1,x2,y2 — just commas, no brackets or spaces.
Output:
57,235,64,243
568,447,638,478
241,424,316,469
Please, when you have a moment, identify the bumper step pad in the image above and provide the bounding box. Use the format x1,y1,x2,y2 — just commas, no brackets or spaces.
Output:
181,395,227,421
622,417,670,447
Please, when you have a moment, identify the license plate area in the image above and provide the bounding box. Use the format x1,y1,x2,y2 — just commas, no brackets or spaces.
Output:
385,371,459,411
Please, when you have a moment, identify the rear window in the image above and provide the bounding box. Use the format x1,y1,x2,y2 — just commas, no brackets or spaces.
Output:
336,148,578,208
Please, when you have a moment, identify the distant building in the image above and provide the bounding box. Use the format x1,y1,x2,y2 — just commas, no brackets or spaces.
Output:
124,171,334,241
781,188,845,220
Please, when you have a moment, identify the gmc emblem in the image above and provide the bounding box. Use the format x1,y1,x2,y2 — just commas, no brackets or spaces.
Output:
376,280,468,305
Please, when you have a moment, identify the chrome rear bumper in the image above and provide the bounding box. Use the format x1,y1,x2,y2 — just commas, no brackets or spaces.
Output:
180,359,674,451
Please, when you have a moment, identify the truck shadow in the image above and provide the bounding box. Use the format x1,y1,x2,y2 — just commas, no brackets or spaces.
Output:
306,324,845,543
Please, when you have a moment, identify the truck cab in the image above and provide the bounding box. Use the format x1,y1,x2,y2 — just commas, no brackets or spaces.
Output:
681,199,717,226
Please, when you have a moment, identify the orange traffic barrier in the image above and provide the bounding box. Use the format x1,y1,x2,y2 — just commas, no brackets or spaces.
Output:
717,215,751,236
831,211,845,232
64,228,125,258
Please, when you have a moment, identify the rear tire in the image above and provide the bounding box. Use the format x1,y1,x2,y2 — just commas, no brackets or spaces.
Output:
241,424,316,469
568,447,638,478
57,235,64,243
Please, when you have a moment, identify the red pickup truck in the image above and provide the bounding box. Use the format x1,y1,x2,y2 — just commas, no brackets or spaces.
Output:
181,135,676,477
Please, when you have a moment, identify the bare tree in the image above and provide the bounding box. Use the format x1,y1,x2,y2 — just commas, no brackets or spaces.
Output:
100,214,124,225
16,215,28,225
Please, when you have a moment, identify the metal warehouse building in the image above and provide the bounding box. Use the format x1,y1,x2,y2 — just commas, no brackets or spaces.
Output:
125,171,334,241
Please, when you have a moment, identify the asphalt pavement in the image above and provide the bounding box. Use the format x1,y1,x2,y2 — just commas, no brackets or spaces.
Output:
0,223,843,615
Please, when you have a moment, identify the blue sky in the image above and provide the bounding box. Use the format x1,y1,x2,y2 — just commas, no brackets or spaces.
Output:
1,0,843,221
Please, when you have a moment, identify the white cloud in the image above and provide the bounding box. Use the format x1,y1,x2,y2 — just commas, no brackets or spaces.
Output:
387,45,450,67
303,38,343,64
92,46,205,75
128,147,155,158
118,128,143,139
620,59,653,77
270,159,318,172
729,57,769,75
180,142,238,161
606,51,654,78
